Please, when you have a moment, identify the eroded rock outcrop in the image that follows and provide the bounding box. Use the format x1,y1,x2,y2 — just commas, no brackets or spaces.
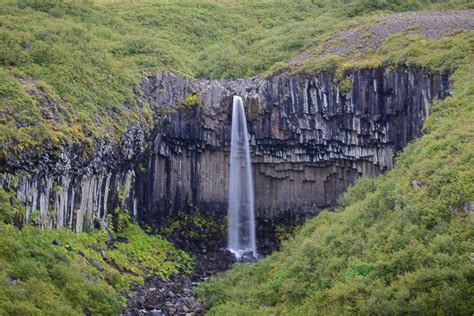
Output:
1,67,450,231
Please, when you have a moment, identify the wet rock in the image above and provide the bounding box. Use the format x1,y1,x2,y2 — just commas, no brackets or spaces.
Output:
240,251,258,263
137,296,146,308
149,309,164,316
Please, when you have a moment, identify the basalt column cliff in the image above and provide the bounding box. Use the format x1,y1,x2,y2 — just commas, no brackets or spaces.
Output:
137,67,450,224
1,67,450,230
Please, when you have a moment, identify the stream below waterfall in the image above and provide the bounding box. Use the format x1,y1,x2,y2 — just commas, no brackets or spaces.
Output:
123,246,235,315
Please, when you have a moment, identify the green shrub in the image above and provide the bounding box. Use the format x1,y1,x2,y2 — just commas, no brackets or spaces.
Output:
178,93,200,110
340,260,373,282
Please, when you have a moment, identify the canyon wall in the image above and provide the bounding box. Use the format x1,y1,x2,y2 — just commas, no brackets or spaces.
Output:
0,67,450,230
135,68,450,224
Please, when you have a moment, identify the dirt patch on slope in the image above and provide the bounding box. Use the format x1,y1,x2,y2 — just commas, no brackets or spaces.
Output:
289,10,474,65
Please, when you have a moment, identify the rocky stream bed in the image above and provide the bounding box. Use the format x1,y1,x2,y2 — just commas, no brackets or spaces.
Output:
121,214,238,316
123,249,235,316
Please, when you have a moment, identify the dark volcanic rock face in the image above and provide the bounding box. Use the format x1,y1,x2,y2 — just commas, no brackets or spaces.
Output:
135,68,450,225
0,67,450,231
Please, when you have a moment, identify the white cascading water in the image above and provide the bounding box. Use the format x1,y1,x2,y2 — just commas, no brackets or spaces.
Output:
227,96,257,259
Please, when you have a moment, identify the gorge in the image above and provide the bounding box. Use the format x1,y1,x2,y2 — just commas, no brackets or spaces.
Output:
0,66,452,314
1,67,450,239
0,2,473,314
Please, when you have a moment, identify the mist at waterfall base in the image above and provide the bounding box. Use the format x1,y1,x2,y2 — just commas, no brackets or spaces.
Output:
227,96,257,261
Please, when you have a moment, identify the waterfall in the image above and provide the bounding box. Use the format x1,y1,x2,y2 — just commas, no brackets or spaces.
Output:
228,96,257,259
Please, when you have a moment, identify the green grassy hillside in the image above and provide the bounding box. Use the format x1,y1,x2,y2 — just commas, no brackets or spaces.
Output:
198,32,474,315
0,183,193,314
0,219,192,314
1,0,471,160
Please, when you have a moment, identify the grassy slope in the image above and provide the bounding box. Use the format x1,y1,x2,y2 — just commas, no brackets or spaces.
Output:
0,0,471,159
0,174,193,314
0,220,193,314
198,32,474,315
0,182,192,314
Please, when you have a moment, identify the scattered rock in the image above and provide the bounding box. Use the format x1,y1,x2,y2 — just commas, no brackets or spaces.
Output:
122,246,235,315
115,236,129,243
51,240,61,246
137,295,146,308
7,276,17,286
100,249,107,260
290,10,474,64
412,180,422,189
91,260,104,272
464,203,474,214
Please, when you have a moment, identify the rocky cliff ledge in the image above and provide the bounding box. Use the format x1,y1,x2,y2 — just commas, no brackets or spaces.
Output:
1,67,450,231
